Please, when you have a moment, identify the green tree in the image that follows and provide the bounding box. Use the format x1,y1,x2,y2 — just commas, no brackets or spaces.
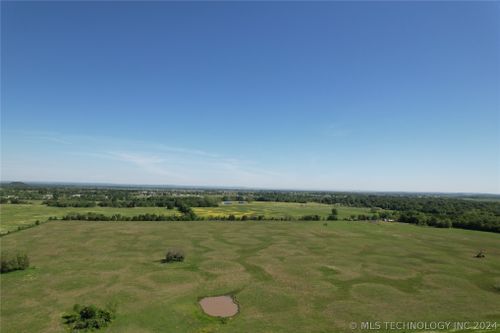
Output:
327,208,338,220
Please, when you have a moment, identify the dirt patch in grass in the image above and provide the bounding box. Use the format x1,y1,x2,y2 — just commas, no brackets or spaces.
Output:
199,295,238,317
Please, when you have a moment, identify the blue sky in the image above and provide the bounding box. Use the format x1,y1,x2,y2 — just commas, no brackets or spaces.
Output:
1,1,499,193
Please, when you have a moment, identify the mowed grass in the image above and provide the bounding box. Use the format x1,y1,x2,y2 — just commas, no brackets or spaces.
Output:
0,202,178,234
194,201,378,219
1,220,499,332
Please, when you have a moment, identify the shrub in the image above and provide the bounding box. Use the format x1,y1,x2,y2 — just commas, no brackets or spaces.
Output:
299,214,321,221
327,208,339,220
62,304,115,332
0,252,30,273
475,249,486,258
164,248,185,263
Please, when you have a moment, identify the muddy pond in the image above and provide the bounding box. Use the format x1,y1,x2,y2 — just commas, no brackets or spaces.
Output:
199,296,238,317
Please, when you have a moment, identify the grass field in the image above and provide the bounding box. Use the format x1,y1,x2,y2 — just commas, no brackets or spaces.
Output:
0,202,379,234
1,220,499,332
0,203,178,234
195,201,378,219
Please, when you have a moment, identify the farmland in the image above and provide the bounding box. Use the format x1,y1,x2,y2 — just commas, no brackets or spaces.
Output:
0,202,178,234
193,201,379,219
1,186,499,333
1,220,500,332
0,200,384,234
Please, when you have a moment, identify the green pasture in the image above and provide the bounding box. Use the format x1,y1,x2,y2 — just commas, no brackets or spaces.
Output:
1,220,499,332
0,202,381,234
0,203,178,234
194,201,378,219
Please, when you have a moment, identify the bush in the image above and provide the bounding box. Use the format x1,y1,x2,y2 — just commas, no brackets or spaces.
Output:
475,249,486,258
62,304,115,332
299,214,321,221
164,248,185,263
0,252,30,273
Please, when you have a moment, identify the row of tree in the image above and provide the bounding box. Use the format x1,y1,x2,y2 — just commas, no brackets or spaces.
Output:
43,196,218,209
61,212,196,222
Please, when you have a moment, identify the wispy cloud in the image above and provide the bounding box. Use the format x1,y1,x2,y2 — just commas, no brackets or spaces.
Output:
5,130,73,145
55,133,286,186
4,130,294,188
99,148,283,187
154,144,220,158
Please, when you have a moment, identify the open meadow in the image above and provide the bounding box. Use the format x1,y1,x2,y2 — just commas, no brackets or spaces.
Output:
193,201,378,220
0,201,380,234
0,202,178,234
1,220,499,332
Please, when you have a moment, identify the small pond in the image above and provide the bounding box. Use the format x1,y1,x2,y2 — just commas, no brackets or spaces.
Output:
199,295,238,317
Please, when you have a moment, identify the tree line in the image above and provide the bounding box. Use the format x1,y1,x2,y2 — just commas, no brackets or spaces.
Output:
43,196,218,209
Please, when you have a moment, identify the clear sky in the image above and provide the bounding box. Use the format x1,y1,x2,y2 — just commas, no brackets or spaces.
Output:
1,1,499,193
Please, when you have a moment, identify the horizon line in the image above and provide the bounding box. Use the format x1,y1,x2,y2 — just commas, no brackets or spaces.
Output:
1,180,499,196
